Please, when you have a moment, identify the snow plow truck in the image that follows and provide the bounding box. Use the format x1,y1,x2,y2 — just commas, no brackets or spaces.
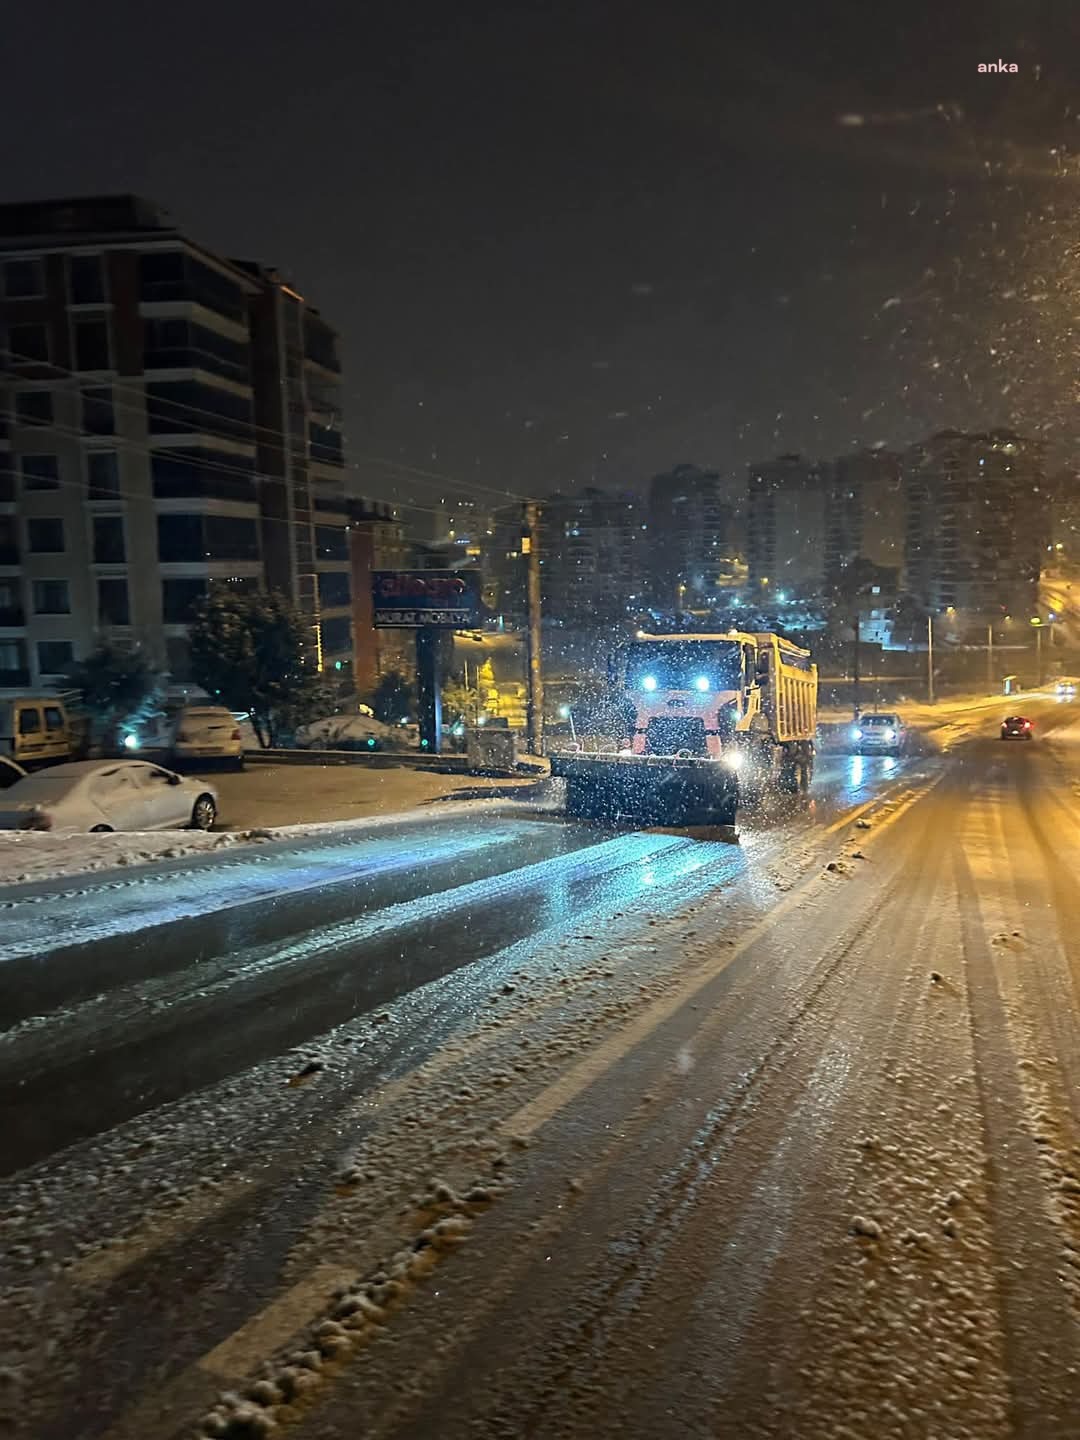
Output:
550,631,817,830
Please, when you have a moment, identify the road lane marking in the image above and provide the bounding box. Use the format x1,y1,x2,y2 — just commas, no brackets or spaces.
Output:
198,1261,356,1380
98,772,945,1436
822,798,877,834
68,1177,255,1289
500,772,941,1142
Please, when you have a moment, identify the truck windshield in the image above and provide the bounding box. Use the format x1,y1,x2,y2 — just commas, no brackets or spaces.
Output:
625,641,743,692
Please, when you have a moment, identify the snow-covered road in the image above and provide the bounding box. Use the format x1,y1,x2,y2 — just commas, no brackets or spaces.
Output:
2,698,1079,1439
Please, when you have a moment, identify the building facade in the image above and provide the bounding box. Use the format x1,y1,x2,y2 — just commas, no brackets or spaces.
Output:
826,449,904,584
746,454,828,595
538,488,644,623
647,464,735,611
348,498,414,694
0,195,353,694
903,429,1047,618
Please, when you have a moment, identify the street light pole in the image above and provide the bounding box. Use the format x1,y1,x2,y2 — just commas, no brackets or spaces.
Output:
927,613,935,705
852,611,861,719
523,501,545,755
987,622,993,693
1036,624,1043,687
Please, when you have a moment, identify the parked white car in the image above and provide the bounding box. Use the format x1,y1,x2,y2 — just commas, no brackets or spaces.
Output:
295,714,401,751
169,706,245,768
0,755,28,790
0,761,218,833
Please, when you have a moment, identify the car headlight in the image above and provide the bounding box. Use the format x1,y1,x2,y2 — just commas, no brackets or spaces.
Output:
123,733,138,750
722,749,745,770
641,675,658,692
851,726,863,741
693,675,710,692
884,728,895,740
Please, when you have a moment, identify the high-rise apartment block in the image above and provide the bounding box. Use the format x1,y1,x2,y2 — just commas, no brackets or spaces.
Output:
746,454,828,594
0,195,352,693
647,464,735,609
903,429,1047,617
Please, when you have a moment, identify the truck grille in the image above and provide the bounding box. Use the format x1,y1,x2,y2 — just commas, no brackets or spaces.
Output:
645,716,708,756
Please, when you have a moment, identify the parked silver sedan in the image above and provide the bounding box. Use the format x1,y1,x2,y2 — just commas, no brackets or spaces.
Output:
0,760,218,833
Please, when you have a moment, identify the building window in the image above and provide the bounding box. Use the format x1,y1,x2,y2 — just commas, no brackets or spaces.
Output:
315,525,348,561
3,258,45,299
93,515,126,564
87,450,121,500
7,321,51,364
162,577,207,624
0,639,28,679
0,578,21,625
97,578,130,626
139,250,185,300
37,640,74,675
68,254,106,305
151,447,255,502
20,454,59,491
317,570,351,608
27,517,64,553
320,615,352,655
32,579,70,615
0,516,18,564
82,386,115,435
73,316,111,372
204,513,259,561
157,513,204,563
15,390,53,426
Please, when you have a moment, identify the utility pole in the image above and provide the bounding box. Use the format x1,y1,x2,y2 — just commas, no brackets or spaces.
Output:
523,501,544,755
927,612,935,704
852,611,861,719
987,622,993,693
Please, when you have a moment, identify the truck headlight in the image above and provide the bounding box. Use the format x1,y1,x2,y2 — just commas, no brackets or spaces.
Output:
884,728,895,740
722,750,745,770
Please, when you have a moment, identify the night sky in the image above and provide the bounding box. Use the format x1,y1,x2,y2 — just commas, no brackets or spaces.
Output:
5,1,1079,505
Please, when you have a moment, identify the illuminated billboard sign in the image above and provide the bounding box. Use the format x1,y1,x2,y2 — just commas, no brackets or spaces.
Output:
371,569,482,628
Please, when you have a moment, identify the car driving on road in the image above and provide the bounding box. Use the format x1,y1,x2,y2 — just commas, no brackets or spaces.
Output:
852,712,906,755
0,760,218,832
1000,715,1034,741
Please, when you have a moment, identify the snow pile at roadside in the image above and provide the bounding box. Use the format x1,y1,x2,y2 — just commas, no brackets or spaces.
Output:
0,827,275,886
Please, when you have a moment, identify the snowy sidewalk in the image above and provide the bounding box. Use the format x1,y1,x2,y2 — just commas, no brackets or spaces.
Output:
0,771,546,888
